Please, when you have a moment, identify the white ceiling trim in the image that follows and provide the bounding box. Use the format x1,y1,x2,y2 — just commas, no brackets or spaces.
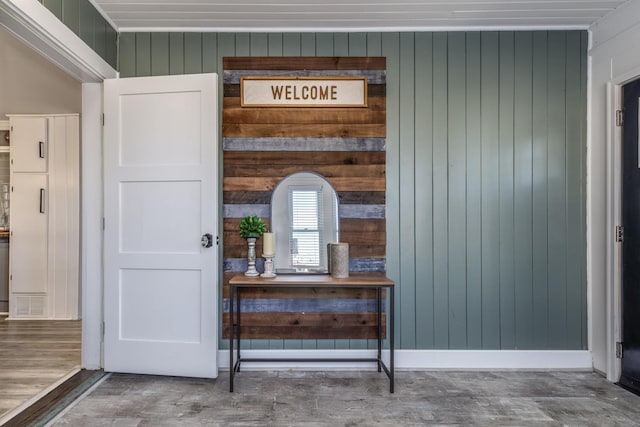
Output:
94,0,627,32
87,0,119,31
0,0,117,82
117,24,590,33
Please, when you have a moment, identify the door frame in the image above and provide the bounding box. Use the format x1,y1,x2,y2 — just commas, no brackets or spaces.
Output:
81,83,105,369
605,67,640,383
1,0,116,370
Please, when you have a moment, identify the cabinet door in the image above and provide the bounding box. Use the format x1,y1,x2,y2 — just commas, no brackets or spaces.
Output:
10,174,48,293
10,116,48,173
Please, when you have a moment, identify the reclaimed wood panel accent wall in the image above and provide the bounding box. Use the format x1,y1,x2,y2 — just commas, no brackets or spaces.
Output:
223,56,386,341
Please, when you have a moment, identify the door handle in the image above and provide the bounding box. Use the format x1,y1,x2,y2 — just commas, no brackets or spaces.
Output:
201,233,213,248
39,141,45,159
39,188,45,214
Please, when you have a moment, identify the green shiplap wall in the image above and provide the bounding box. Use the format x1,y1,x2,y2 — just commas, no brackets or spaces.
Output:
119,31,587,351
39,0,117,68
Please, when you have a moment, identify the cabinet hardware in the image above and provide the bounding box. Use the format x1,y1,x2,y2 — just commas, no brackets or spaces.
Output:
39,141,45,158
39,188,45,214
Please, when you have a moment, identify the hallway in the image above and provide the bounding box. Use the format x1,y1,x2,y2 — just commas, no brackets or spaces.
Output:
52,370,640,426
0,316,81,420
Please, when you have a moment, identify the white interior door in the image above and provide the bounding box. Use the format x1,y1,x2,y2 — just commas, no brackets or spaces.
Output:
103,74,218,378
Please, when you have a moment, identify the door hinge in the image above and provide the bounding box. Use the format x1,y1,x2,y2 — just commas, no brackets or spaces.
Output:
616,341,623,359
616,225,624,242
616,109,624,127
101,114,105,126
102,217,105,230
216,235,220,245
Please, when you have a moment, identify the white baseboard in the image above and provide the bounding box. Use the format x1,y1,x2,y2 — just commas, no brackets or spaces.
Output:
217,349,593,371
4,317,77,321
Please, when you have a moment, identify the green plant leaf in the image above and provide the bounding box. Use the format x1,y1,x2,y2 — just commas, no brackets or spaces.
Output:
239,215,267,238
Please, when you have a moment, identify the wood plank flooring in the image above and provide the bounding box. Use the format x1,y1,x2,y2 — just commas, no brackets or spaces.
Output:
3,369,105,427
0,315,81,419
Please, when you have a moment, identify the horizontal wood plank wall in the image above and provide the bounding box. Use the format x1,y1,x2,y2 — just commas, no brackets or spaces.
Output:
223,56,387,344
118,31,588,351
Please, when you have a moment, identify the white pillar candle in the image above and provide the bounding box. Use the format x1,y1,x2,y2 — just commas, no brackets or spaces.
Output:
263,232,275,256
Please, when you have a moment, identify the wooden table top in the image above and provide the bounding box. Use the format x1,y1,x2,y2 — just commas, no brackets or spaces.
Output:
229,273,394,287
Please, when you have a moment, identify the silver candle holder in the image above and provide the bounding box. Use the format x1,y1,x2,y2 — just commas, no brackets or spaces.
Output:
261,254,276,278
244,237,259,277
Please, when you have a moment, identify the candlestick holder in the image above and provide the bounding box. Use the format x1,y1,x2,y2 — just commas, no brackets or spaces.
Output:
244,237,259,276
261,254,276,278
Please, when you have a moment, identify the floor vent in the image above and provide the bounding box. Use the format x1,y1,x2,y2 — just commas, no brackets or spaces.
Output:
15,295,46,317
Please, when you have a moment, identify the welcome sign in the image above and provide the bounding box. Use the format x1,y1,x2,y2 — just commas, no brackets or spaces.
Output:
241,76,368,107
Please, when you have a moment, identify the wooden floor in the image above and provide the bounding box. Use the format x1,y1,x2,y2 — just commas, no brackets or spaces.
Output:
0,315,81,419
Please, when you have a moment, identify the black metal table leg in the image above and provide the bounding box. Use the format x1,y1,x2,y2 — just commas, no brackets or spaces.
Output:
390,285,395,393
229,284,234,392
236,286,241,372
377,287,382,372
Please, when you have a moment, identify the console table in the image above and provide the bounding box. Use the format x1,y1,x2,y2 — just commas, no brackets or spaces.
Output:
228,274,395,392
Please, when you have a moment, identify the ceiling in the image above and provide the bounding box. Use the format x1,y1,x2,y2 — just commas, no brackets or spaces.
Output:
93,0,629,32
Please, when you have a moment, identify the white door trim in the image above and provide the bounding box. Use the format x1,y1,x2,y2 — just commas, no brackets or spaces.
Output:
81,83,104,370
604,81,622,382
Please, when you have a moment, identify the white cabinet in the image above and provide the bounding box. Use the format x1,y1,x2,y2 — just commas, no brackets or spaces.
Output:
8,114,79,319
10,173,48,293
10,116,48,173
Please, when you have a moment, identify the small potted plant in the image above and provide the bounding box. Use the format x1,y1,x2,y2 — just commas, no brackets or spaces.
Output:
239,215,267,276
239,215,267,239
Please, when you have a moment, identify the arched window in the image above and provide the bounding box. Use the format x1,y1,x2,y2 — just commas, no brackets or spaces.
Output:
271,172,339,273
288,185,324,268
